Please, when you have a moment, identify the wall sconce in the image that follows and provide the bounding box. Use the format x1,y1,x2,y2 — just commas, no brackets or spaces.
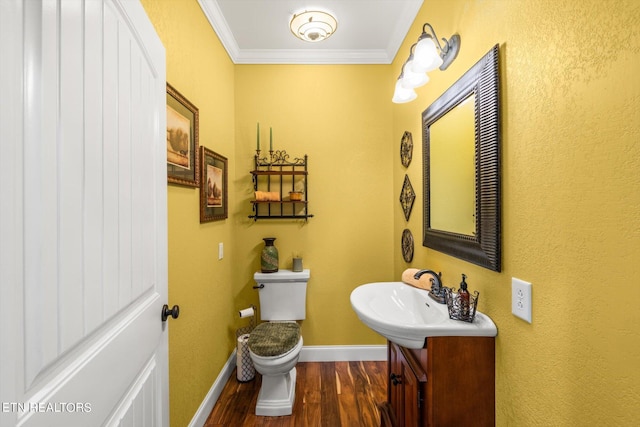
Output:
392,23,461,103
290,10,338,43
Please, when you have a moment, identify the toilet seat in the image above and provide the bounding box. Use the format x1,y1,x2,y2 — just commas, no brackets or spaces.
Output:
248,322,300,358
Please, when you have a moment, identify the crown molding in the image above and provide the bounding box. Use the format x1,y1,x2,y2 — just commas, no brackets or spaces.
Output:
198,0,422,65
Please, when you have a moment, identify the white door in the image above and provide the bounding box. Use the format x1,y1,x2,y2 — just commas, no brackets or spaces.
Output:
0,1,169,426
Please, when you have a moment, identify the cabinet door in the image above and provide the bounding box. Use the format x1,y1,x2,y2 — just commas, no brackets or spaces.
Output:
388,342,404,425
401,356,420,427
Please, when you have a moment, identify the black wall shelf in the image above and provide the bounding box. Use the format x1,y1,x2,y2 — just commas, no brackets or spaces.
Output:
249,150,313,221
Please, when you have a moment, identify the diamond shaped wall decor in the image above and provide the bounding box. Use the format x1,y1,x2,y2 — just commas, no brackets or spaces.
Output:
400,174,415,221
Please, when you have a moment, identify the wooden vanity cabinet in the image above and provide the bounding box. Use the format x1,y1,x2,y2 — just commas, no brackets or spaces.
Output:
387,337,495,427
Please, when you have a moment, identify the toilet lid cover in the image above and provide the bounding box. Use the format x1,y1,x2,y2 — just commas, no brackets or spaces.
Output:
248,322,300,357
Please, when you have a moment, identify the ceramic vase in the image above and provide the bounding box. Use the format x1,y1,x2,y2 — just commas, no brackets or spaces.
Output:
261,237,279,273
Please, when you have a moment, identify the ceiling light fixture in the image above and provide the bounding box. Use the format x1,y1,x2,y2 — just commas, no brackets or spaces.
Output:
392,23,461,103
290,10,338,43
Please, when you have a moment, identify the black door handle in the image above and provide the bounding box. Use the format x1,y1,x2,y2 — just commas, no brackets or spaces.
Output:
162,304,180,321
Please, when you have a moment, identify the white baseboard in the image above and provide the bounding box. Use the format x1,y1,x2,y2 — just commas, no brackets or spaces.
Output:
188,344,387,426
299,345,387,362
188,349,237,427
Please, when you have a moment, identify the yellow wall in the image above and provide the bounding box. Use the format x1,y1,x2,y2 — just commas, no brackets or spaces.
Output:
232,64,394,346
394,0,640,425
140,1,236,426
142,0,640,425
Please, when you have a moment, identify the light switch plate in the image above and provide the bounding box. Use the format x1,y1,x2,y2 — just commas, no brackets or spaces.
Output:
512,278,532,323
218,242,223,260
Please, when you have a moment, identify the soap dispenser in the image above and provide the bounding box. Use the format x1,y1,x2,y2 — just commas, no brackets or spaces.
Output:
458,274,470,317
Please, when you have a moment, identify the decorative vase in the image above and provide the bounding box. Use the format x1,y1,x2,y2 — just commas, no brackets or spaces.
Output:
261,237,279,273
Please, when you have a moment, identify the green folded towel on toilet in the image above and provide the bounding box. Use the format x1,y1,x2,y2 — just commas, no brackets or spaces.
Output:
248,322,300,357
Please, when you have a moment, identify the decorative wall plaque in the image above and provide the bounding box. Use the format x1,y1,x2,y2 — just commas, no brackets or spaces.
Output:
402,229,414,262
400,131,413,168
400,174,416,221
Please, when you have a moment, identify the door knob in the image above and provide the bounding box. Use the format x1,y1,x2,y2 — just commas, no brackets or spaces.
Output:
161,304,180,321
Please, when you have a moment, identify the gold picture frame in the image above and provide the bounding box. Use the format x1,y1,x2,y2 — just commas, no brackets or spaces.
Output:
166,83,199,187
200,147,228,222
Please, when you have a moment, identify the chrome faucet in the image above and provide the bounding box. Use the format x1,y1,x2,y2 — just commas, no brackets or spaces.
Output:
414,270,446,304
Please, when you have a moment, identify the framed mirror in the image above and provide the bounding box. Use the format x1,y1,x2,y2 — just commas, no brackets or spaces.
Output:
422,44,501,271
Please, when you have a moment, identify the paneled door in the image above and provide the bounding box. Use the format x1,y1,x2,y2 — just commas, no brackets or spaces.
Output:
0,1,168,426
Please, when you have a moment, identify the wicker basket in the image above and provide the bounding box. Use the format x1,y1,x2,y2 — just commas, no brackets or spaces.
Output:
444,287,479,323
289,191,303,201
236,306,257,382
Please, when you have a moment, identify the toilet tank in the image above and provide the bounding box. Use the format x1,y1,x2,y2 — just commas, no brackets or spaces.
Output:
254,269,310,321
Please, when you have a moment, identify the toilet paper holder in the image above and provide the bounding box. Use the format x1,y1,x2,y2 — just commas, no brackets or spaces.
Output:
236,304,257,338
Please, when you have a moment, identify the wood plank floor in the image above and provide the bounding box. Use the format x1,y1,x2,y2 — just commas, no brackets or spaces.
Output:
204,361,388,427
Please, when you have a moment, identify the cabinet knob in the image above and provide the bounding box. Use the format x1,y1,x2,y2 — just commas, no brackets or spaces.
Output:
390,372,402,386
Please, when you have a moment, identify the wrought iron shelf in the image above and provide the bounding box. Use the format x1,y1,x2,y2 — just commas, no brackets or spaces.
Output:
250,214,315,220
251,170,307,176
251,200,308,204
249,150,313,221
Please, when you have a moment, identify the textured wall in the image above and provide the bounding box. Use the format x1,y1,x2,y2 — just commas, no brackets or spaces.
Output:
393,0,640,425
232,64,393,346
140,1,237,426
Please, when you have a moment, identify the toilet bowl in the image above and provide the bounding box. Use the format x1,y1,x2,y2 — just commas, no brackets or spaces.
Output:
248,269,310,416
248,326,303,416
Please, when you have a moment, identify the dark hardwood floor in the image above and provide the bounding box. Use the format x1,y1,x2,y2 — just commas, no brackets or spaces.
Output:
204,361,388,427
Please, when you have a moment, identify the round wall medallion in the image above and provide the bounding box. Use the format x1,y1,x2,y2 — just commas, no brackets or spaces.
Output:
400,131,413,168
401,229,414,262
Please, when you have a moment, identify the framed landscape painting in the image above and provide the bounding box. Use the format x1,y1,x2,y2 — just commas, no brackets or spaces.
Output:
200,147,228,222
166,83,199,187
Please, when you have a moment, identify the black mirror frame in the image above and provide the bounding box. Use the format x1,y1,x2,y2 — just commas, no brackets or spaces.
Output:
422,44,501,272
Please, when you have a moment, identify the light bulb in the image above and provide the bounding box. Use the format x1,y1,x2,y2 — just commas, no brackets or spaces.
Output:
412,36,443,73
401,63,429,89
392,80,417,103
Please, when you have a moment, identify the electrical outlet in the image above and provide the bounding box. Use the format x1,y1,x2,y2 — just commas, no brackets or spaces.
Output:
512,278,532,323
218,242,223,260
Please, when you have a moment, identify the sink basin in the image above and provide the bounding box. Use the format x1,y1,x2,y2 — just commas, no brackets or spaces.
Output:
350,282,497,349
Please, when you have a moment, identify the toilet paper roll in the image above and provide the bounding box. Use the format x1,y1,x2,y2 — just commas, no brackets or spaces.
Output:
236,334,255,382
239,307,255,318
237,333,250,344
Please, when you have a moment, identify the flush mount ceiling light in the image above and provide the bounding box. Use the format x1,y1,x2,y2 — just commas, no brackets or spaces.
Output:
290,10,338,43
392,23,461,103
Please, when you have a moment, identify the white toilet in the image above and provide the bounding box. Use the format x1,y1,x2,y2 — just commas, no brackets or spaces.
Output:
248,269,310,416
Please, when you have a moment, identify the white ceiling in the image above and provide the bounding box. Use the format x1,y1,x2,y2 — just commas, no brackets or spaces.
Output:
197,0,424,64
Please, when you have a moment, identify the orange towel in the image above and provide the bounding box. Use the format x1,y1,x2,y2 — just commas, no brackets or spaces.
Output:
255,191,281,202
401,268,437,291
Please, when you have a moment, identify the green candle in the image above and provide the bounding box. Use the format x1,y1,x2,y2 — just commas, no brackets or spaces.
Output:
257,122,260,150
270,127,273,151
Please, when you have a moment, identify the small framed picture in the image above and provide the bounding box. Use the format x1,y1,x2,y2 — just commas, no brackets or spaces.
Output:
166,83,199,187
200,147,228,222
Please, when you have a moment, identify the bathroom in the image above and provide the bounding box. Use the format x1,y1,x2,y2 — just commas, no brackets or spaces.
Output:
143,0,639,426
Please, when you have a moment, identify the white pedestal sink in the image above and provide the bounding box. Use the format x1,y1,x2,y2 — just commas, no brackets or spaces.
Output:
350,282,497,349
